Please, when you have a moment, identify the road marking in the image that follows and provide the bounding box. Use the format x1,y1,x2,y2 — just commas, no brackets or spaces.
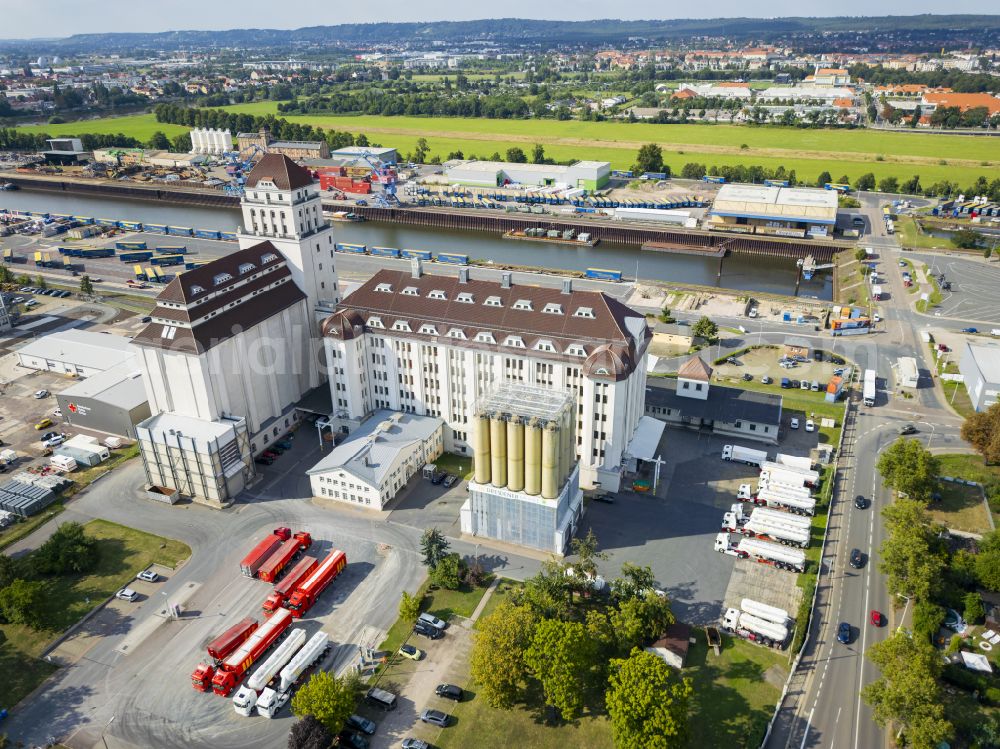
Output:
799,706,815,749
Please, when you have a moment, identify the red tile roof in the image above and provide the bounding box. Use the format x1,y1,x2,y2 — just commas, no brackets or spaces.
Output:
244,153,314,191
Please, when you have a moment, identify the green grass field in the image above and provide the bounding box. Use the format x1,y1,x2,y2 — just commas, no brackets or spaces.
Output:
0,519,190,708
16,104,999,186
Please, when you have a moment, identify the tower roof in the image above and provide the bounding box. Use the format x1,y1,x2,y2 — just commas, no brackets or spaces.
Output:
244,153,314,191
677,356,712,381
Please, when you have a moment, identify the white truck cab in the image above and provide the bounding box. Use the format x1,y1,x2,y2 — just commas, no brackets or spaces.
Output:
256,687,290,718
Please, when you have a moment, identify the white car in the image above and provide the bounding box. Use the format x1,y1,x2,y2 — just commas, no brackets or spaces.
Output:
417,612,448,630
873,314,881,323
805,419,816,432
136,569,158,583
790,417,800,429
42,434,66,447
52,408,62,418
116,588,139,602
33,390,49,399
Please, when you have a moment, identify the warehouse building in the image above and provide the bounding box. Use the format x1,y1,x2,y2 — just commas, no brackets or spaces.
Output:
959,343,1000,412
707,184,839,239
307,410,444,510
237,128,330,160
460,384,583,555
56,362,150,438
16,329,136,377
445,160,611,190
329,146,398,165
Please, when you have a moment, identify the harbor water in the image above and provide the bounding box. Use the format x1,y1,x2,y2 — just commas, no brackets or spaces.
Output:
0,189,833,299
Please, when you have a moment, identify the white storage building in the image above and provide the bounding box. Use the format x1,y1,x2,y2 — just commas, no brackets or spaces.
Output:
445,160,610,190
959,343,1000,412
16,330,136,377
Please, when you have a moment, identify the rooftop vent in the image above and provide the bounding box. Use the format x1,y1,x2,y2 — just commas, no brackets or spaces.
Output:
501,271,512,289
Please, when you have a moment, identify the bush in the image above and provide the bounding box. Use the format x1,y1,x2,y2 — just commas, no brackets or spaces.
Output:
912,599,945,643
36,522,98,575
430,552,464,590
963,591,985,624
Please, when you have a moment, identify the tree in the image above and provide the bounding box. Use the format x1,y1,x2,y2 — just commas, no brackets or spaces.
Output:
854,247,868,262
79,275,93,295
609,593,675,653
470,601,538,709
0,579,45,627
430,552,463,590
516,559,573,620
606,649,692,749
290,671,355,734
419,527,449,569
876,438,939,502
691,316,719,341
950,228,982,250
975,530,1000,591
634,143,664,175
524,618,595,720
36,274,47,290
862,632,952,749
879,176,900,193
170,133,192,152
855,172,877,191
0,554,19,589
505,147,527,163
398,591,421,623
961,403,1000,463
610,562,656,601
964,590,985,624
36,522,98,575
816,170,832,187
287,714,333,749
147,130,171,150
878,499,946,600
413,137,429,164
531,143,546,164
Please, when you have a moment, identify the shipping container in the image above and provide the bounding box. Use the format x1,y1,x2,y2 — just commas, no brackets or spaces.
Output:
116,241,148,251
120,251,153,263
335,242,367,253
150,254,185,267
436,252,469,265
401,249,432,261
155,246,189,255
119,221,143,232
370,246,400,258
585,268,623,281
166,226,193,236
219,231,237,242
144,223,168,234
194,229,221,240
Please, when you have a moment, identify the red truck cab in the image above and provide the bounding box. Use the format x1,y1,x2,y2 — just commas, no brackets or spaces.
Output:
191,663,215,691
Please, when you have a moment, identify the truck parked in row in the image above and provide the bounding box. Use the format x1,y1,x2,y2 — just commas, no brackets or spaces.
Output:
721,445,770,467
233,628,307,716
720,504,811,548
212,608,294,696
240,527,292,578
257,532,313,584
714,533,806,573
257,630,332,718
286,550,348,618
759,461,819,488
773,453,814,472
738,483,816,516
191,618,259,691
722,598,791,649
262,556,318,615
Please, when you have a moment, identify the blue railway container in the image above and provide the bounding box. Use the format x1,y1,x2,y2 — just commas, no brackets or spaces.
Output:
436,252,469,265
585,268,623,281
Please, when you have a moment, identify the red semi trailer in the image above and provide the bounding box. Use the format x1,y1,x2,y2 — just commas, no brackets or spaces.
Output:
240,527,291,577
257,532,313,584
286,550,347,618
211,607,293,696
191,617,259,691
262,555,318,615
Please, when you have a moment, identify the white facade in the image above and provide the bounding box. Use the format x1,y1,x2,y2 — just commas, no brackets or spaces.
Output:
15,329,136,377
190,127,233,155
896,356,920,389
237,168,340,328
960,343,1000,412
307,411,444,510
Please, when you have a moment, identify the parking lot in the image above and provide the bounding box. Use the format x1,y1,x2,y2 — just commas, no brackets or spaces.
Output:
910,252,1000,322
0,358,81,464
713,345,849,394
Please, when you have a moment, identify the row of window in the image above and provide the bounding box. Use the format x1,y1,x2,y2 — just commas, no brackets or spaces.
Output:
364,318,588,355
372,284,595,319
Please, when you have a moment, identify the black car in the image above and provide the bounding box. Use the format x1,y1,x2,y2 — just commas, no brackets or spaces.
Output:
414,622,444,640
435,683,463,701
850,548,865,569
813,350,824,362
255,455,275,466
346,715,376,736
742,373,753,381
854,495,868,509
589,492,615,504
898,424,918,435
830,355,846,365
337,730,369,749
837,622,852,644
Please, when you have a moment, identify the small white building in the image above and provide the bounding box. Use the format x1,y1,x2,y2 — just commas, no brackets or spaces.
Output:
896,357,920,389
307,410,444,511
16,329,136,377
189,127,233,155
959,343,1000,412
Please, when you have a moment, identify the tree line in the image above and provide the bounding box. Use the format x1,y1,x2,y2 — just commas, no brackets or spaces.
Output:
279,90,531,119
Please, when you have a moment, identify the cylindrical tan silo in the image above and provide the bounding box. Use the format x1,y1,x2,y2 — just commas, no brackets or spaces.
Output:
489,413,507,488
524,417,542,496
506,415,524,492
562,406,576,481
555,416,566,491
542,421,559,499
473,412,491,485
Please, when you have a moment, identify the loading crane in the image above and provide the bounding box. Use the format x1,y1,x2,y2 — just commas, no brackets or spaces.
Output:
353,149,401,208
223,144,267,197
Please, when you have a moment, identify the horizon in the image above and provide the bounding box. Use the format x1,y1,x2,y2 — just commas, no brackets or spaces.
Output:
1,6,998,41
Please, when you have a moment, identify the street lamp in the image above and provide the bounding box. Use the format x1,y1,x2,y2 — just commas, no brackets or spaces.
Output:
100,715,116,749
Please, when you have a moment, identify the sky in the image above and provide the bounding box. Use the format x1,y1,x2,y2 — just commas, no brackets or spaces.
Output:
2,0,990,38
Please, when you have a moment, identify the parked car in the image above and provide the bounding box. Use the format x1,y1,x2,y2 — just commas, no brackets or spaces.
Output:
805,420,815,432
726,357,740,365
254,455,274,466
742,373,753,381
961,328,978,334
43,434,66,447
401,740,430,749
898,424,918,435
34,389,49,399
780,378,791,389
136,569,159,582
40,431,59,441
34,418,53,430
850,548,865,569
399,644,423,661
442,474,458,488
116,588,139,602
420,709,450,728
589,492,615,504
855,495,868,509
140,316,152,323
435,684,463,701
337,730,369,749
52,408,62,418
790,418,800,429
837,622,852,644
418,612,448,630
413,622,444,640
870,610,884,627
347,715,377,736
275,439,293,450
761,375,772,384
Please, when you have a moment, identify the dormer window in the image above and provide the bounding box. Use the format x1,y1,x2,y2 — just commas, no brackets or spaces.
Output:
447,328,466,339
567,344,587,357
504,335,525,348
392,320,411,332
534,340,556,352
456,292,474,304
261,252,278,264
573,307,595,318
402,286,419,296
475,332,496,344
238,262,255,275
213,272,233,286
542,303,562,315
190,284,205,296
419,324,438,335
375,283,393,293
484,296,503,307
428,290,447,300
367,317,383,328
512,299,533,311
